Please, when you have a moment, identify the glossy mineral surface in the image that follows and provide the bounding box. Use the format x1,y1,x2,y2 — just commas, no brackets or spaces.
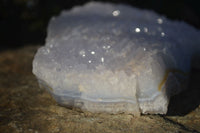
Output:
32,2,200,115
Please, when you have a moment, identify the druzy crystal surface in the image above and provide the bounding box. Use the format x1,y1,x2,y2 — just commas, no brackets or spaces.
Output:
32,2,200,115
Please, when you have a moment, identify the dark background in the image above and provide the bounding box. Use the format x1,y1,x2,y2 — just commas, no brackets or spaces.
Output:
0,0,200,51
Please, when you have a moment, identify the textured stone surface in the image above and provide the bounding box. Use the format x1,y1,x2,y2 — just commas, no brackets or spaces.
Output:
33,2,200,115
0,45,200,132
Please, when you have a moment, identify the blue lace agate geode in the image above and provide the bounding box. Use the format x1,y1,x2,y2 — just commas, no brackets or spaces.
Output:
33,2,200,115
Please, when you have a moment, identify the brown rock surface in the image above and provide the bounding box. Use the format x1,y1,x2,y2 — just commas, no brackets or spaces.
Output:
0,45,200,133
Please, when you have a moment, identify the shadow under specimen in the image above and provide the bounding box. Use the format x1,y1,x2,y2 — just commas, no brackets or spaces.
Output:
167,57,200,116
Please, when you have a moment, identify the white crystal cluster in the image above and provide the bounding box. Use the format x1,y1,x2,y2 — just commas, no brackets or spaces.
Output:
32,2,200,115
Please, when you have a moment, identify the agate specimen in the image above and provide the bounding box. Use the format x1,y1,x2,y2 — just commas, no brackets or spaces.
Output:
32,2,200,115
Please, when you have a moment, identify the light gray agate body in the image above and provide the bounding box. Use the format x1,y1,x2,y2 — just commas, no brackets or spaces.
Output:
32,2,200,115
